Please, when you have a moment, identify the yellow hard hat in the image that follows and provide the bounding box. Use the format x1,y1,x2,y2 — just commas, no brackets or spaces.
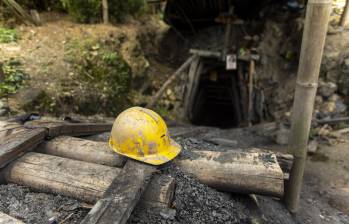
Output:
109,107,181,165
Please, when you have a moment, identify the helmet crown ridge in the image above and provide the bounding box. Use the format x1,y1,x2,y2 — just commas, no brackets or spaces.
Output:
109,107,181,165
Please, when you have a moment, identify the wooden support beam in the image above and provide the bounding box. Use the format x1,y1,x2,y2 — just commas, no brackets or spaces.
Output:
81,160,156,224
3,0,40,26
3,153,172,208
146,55,197,109
0,128,46,168
0,212,24,224
38,137,285,197
24,121,112,138
285,0,332,213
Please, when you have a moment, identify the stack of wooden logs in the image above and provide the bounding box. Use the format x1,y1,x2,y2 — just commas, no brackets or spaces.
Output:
0,120,292,224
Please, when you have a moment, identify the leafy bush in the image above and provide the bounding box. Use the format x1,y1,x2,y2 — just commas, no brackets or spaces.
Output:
60,0,147,23
66,39,132,115
0,27,18,43
60,0,101,23
0,59,28,98
109,0,147,22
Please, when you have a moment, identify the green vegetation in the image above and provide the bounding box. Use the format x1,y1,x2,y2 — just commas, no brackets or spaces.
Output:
60,0,101,23
61,0,147,23
0,59,28,98
0,27,18,43
66,39,132,115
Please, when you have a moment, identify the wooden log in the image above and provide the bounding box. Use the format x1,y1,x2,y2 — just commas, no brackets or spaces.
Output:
38,137,284,197
0,128,46,168
175,150,284,197
140,175,175,208
146,55,197,109
81,160,156,224
24,121,112,138
3,153,173,208
0,212,24,224
0,121,23,140
36,136,126,167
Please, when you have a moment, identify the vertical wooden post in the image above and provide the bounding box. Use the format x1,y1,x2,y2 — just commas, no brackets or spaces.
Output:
284,0,332,213
340,0,349,27
102,0,109,24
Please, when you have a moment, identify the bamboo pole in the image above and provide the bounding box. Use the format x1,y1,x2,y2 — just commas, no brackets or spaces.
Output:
284,0,332,213
340,0,349,27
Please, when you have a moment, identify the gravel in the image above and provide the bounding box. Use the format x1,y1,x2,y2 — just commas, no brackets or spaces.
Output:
128,165,252,224
0,184,89,224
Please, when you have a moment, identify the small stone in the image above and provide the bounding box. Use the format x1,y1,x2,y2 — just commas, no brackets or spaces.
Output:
320,102,336,114
0,99,9,116
159,209,176,220
318,82,337,98
307,140,318,154
276,126,290,145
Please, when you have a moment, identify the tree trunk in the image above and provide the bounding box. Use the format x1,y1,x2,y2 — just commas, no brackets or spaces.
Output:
340,0,349,27
284,0,332,213
3,152,174,207
102,0,109,24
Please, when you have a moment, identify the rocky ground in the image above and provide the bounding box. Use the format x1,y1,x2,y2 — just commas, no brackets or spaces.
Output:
0,124,348,224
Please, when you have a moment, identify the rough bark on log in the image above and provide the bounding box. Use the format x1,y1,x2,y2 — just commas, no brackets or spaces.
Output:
38,137,284,197
24,121,112,138
0,128,46,168
175,150,284,197
36,136,126,167
4,152,119,203
140,175,175,208
3,153,173,208
0,212,24,224
81,160,156,224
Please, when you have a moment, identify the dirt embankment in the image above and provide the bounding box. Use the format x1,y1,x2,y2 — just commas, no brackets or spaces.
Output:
0,13,171,117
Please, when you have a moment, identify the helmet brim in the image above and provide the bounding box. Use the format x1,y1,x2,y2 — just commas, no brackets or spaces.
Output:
113,138,182,166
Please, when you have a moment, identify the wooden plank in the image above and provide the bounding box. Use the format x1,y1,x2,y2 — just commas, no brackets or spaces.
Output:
0,212,24,224
24,121,112,138
81,160,156,224
0,128,46,168
4,153,172,207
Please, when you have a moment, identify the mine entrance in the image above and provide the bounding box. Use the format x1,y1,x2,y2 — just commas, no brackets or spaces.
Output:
189,59,243,128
